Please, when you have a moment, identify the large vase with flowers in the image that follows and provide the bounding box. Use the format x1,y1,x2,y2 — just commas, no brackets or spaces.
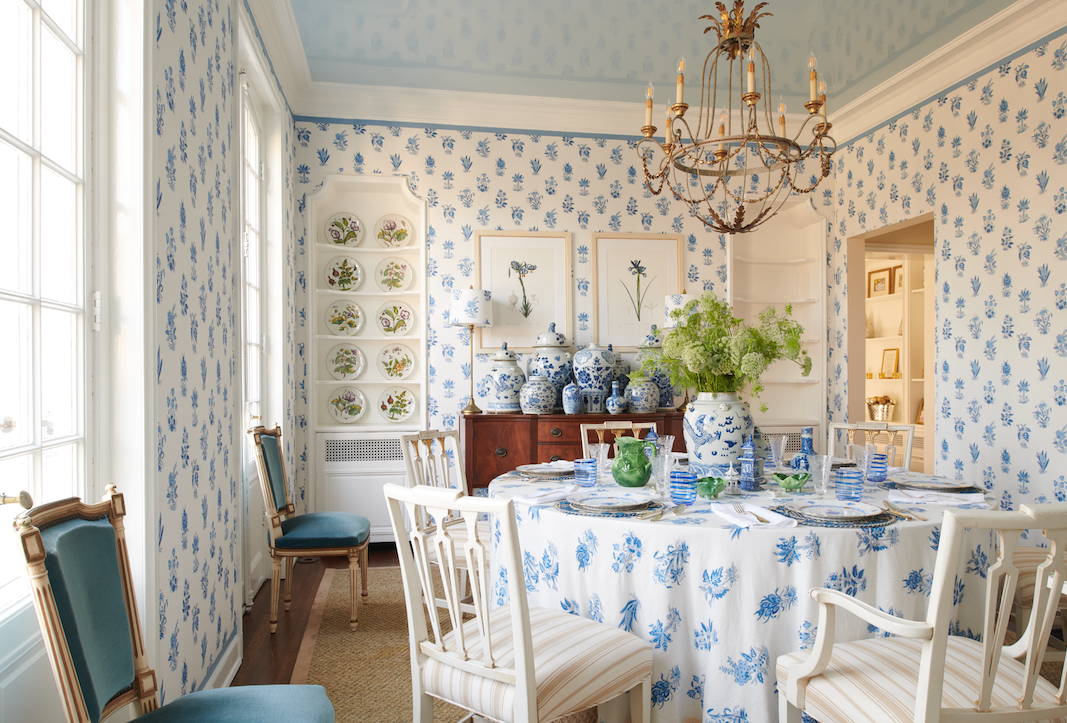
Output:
641,292,811,478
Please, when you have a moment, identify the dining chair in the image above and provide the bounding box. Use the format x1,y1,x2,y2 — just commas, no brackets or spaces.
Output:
826,421,915,468
777,503,1067,723
579,420,657,457
1011,545,1067,662
400,429,489,612
250,424,370,632
384,482,654,723
14,486,334,723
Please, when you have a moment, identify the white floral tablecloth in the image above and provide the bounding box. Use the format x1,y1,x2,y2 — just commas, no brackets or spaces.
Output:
488,472,994,723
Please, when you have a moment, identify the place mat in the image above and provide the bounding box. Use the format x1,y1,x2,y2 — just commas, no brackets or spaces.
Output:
769,505,897,529
879,481,984,494
503,470,576,483
555,499,667,519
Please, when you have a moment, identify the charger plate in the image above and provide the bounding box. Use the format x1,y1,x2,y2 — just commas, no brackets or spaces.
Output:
888,475,973,491
770,505,896,529
557,499,666,518
516,462,575,477
566,488,655,512
793,501,882,520
879,481,984,494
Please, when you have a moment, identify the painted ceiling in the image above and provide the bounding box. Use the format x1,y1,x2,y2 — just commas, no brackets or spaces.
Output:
289,0,1014,111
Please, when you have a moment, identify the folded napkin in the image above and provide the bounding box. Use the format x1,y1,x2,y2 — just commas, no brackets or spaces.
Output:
536,460,576,471
512,484,580,506
889,489,989,508
712,502,797,529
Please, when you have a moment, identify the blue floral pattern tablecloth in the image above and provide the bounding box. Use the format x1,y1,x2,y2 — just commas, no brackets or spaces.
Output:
488,473,994,723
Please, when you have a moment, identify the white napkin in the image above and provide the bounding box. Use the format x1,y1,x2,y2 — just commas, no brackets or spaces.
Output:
889,489,989,508
532,460,576,472
512,484,580,506
712,502,797,528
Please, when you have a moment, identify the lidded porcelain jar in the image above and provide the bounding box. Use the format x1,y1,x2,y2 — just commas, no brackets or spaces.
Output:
520,375,556,415
485,343,525,413
636,325,675,410
625,370,659,414
529,323,572,411
572,342,615,396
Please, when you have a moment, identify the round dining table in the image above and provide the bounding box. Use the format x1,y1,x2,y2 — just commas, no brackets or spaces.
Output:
487,468,996,723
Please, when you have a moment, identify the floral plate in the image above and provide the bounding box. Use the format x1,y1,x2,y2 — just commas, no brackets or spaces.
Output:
374,257,413,292
325,300,364,336
324,256,363,291
373,214,413,248
376,344,415,379
327,386,366,423
793,501,882,520
566,488,655,512
376,301,414,336
889,474,973,491
324,212,364,246
378,387,416,423
326,344,366,380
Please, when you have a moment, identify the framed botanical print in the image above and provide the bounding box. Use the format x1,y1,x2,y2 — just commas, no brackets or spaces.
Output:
591,233,684,350
891,264,904,294
475,231,572,353
867,267,891,298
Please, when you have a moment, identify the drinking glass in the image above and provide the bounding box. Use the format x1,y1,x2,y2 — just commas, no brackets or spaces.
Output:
834,468,864,502
810,454,832,498
669,470,697,506
866,453,888,483
588,443,610,484
770,435,788,470
575,458,597,487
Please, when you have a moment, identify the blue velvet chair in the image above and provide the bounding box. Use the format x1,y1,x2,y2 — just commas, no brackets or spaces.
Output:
14,486,334,723
250,425,370,632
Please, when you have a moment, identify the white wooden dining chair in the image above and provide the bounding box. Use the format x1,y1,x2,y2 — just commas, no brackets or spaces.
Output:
827,421,915,468
579,421,657,457
384,483,654,723
777,503,1067,723
1012,545,1067,662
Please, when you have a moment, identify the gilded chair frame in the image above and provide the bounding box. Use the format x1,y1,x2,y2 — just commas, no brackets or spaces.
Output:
250,424,368,632
579,421,657,457
826,421,915,468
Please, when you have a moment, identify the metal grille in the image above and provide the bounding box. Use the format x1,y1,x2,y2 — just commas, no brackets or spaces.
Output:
324,438,404,462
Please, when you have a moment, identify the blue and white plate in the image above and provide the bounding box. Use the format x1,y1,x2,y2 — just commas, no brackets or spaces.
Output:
793,501,881,520
890,473,972,491
516,462,575,477
567,488,655,512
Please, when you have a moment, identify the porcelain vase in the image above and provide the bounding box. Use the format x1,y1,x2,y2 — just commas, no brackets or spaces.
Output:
562,382,582,414
485,343,525,413
529,323,572,411
605,381,625,415
520,375,556,415
790,426,815,472
572,342,615,396
682,391,756,478
625,375,659,414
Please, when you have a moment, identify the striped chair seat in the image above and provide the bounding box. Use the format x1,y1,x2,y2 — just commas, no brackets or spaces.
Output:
1014,545,1067,608
777,636,1067,723
423,605,653,723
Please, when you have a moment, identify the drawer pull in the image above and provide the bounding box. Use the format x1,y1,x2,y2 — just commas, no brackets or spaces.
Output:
550,455,563,462
495,447,508,458
550,427,563,437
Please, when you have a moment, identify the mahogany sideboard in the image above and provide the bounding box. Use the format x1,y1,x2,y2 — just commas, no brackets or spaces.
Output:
459,411,685,494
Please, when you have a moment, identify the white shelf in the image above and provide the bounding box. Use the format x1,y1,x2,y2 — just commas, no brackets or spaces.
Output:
912,287,926,294
865,294,904,304
733,256,818,265
866,335,903,341
733,297,819,304
761,378,821,385
314,243,419,254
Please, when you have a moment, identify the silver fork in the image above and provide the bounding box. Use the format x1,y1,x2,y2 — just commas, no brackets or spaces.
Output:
732,502,769,524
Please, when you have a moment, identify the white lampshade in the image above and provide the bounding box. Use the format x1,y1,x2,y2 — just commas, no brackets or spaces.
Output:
663,293,697,329
449,287,493,327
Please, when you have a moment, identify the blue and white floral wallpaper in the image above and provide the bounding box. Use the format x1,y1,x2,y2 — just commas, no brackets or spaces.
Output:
828,29,1067,516
154,0,242,701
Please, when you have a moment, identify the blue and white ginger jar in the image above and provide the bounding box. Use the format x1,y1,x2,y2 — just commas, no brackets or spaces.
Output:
683,391,756,479
625,372,659,414
520,375,556,415
529,323,572,411
572,342,615,396
485,343,525,413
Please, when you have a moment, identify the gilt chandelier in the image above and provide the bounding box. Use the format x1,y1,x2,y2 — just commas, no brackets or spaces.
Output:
637,1,836,234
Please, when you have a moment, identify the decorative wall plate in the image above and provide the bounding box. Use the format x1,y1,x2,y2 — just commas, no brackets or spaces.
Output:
326,344,366,380
327,386,367,423
378,387,416,423
375,301,414,336
374,257,413,292
376,344,415,379
324,212,364,246
373,214,413,248
325,300,364,336
324,256,363,291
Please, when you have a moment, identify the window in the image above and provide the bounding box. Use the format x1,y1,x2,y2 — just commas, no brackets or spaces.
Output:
241,78,265,454
0,0,87,605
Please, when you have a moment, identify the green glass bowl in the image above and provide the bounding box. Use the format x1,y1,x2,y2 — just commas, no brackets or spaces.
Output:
697,477,727,499
772,472,810,492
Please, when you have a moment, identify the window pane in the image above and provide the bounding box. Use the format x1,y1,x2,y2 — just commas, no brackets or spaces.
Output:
0,0,31,144
0,301,32,449
245,285,258,342
246,229,259,287
41,0,78,48
41,307,79,439
40,168,79,304
244,166,259,233
42,442,76,502
245,347,259,405
41,27,78,174
0,141,33,294
0,455,32,601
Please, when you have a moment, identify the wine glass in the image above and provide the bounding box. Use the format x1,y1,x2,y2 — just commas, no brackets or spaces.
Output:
809,454,832,498
770,435,788,471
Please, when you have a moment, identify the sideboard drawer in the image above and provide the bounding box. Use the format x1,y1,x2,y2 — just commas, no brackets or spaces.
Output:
465,415,535,491
537,419,586,443
537,443,583,463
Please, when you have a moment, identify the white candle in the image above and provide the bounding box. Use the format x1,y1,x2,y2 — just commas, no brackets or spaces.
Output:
808,50,818,102
676,57,685,106
645,81,654,126
747,47,755,94
778,97,786,136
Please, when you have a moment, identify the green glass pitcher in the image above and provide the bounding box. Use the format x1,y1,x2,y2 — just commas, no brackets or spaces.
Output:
611,436,655,487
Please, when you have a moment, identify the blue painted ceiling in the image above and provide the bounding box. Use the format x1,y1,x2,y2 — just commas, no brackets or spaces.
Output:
289,0,1013,112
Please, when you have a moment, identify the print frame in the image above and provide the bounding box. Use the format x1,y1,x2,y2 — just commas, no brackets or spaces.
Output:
891,264,904,294
475,231,573,353
591,233,683,350
867,267,891,298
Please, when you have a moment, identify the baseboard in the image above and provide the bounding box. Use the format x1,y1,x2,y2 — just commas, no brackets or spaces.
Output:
209,630,244,689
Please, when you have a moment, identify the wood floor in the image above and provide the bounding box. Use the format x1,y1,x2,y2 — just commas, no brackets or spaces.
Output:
230,542,399,686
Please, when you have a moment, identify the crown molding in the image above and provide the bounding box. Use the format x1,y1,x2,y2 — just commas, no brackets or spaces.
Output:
244,0,312,106
832,0,1067,144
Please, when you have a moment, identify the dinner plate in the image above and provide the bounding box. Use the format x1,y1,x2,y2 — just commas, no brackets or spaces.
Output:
326,344,365,380
324,300,364,336
376,301,414,336
516,462,575,477
326,386,366,423
373,213,413,248
891,475,973,491
324,256,363,291
374,257,414,292
324,212,364,246
566,488,655,512
793,501,882,520
378,387,416,423
376,344,416,379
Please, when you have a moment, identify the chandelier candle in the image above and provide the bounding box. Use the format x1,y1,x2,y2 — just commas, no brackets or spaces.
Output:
808,50,818,101
645,81,654,127
676,57,685,105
